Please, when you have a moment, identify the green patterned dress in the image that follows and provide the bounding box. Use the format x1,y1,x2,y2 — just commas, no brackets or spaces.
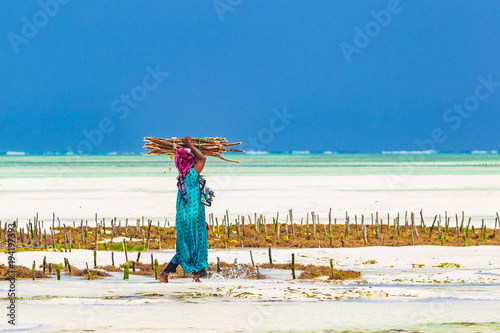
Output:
169,168,209,274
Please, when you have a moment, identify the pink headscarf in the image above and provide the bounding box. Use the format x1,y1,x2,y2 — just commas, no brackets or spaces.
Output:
175,148,195,179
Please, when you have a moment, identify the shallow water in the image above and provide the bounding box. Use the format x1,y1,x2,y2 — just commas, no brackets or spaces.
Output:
2,153,500,178
2,273,500,332
3,246,500,332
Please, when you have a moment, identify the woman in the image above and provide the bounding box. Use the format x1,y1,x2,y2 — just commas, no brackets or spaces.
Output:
158,136,210,283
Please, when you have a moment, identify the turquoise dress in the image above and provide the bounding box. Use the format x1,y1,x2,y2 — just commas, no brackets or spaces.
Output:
170,168,209,274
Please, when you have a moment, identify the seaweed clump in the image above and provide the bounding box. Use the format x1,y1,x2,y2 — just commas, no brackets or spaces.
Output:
0,264,49,279
297,264,361,280
71,268,111,279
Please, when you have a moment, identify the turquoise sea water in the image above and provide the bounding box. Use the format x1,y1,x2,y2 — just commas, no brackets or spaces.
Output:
1,153,500,178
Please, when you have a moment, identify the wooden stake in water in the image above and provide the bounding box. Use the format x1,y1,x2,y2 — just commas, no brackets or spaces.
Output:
360,215,364,240
420,209,425,231
411,215,415,245
482,219,486,244
494,214,498,237
68,229,72,252
43,256,46,273
396,216,399,247
217,256,221,273
236,218,240,241
268,244,272,264
328,208,332,236
158,232,162,252
80,221,84,243
241,216,245,239
275,212,280,233
123,263,130,280
2,222,6,243
330,259,334,279
86,262,91,280
34,220,38,247
111,252,115,266
285,219,289,239
412,212,418,238
154,259,159,279
123,239,128,262
363,224,368,246
495,212,500,237
56,264,61,280
32,260,36,280
291,253,296,279
93,249,97,268
405,210,408,232
147,220,152,242
263,216,268,238
111,218,115,243
249,250,255,267
429,215,437,239
461,211,465,232
63,225,67,252
312,212,316,240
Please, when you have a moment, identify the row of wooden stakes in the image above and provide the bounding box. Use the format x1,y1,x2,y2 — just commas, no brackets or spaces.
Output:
2,209,500,249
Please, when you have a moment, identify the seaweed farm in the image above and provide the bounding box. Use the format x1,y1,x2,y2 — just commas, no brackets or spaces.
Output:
2,210,500,332
3,210,500,252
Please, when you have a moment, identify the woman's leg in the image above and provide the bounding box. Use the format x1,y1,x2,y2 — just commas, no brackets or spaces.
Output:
192,268,207,282
195,268,207,278
162,262,178,274
158,262,178,283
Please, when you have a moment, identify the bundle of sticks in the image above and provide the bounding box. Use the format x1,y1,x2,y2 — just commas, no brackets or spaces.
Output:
143,137,244,163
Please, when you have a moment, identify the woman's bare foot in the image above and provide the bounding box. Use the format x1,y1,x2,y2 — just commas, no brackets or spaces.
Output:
193,275,201,283
158,271,169,283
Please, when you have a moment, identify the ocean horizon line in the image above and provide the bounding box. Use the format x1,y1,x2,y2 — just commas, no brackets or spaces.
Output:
0,150,499,156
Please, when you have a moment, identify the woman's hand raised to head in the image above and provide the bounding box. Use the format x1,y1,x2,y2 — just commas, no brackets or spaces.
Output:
182,136,206,175
182,136,192,146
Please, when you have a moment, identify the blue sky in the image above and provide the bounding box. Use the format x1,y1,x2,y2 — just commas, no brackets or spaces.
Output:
1,0,499,153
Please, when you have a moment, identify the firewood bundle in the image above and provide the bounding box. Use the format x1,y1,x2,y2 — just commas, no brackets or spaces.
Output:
143,137,244,163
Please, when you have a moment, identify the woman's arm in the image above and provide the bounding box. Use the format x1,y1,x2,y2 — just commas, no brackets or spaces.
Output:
182,136,206,175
